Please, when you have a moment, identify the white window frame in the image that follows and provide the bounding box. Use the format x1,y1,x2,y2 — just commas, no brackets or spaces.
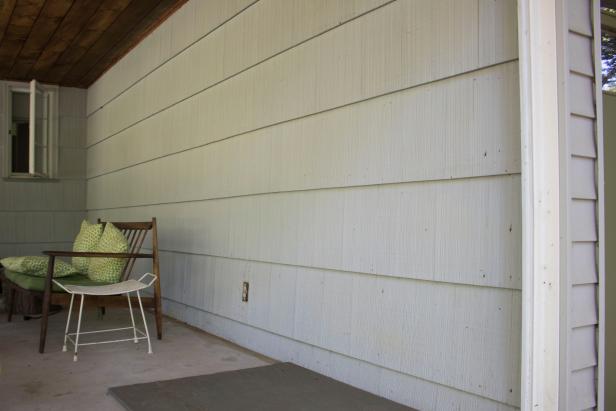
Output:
2,80,59,180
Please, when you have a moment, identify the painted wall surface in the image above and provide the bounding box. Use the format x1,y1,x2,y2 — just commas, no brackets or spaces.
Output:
559,2,603,409
0,84,87,257
603,92,615,410
86,1,521,409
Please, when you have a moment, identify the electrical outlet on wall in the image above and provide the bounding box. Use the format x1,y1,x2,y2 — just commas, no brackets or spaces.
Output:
242,281,249,302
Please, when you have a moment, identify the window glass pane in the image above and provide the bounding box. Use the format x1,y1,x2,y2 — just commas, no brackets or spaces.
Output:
10,91,29,173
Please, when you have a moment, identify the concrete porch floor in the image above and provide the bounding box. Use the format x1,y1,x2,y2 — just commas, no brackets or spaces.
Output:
0,307,273,411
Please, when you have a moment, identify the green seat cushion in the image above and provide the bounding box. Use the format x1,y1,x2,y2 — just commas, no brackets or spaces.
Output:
72,220,104,274
3,270,112,292
88,223,129,283
0,256,79,278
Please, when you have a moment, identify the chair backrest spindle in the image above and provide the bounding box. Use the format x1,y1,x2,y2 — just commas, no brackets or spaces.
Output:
123,229,148,281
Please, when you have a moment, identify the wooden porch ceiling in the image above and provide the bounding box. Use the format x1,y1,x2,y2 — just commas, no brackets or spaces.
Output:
0,0,187,88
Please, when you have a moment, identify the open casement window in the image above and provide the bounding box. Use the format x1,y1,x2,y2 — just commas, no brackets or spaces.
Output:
5,80,58,179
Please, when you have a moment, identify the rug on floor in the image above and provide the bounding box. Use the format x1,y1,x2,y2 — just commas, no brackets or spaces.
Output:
109,362,415,411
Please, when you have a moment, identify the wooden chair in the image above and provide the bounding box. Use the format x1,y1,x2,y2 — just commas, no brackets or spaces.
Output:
37,218,162,353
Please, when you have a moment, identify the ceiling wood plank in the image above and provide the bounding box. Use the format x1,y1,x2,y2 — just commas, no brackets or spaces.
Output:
0,0,18,46
42,0,133,84
29,0,101,81
0,0,46,77
60,0,163,86
8,0,74,79
77,0,187,87
0,0,186,87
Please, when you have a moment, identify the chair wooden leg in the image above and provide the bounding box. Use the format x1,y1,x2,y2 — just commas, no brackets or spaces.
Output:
39,256,55,353
154,296,162,340
39,293,50,353
152,217,162,340
153,270,162,339
7,286,15,322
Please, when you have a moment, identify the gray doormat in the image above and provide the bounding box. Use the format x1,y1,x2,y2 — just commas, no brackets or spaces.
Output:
109,362,415,411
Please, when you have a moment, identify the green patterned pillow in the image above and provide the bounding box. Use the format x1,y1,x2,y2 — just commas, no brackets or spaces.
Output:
0,256,79,278
72,220,104,274
88,223,129,283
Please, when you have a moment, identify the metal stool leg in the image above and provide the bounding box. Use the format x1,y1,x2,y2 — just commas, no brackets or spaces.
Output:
73,294,85,362
127,292,138,343
63,293,76,352
136,290,152,354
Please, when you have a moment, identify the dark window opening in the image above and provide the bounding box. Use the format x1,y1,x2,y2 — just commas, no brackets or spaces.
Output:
10,90,30,174
11,123,29,173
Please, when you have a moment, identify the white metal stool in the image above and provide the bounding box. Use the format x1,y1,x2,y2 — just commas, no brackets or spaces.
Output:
53,273,157,362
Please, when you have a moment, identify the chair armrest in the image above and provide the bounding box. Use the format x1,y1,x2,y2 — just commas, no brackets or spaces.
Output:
43,251,154,258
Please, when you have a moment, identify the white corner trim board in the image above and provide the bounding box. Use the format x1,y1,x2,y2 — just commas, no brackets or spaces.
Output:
518,0,605,409
592,1,606,409
517,0,561,409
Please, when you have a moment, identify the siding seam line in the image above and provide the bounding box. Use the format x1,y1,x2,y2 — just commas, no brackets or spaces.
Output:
571,361,599,373
572,279,599,286
570,153,597,160
86,12,510,149
571,195,598,200
86,0,262,117
569,69,594,78
568,28,593,38
570,111,597,120
87,172,521,211
571,324,600,330
86,59,519,180
161,296,520,409
570,112,596,120
149,248,522,291
571,320,599,328
86,0,397,120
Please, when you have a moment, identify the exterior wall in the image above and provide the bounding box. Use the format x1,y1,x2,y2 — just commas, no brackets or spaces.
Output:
603,92,615,411
0,85,87,257
86,1,521,409
559,1,603,409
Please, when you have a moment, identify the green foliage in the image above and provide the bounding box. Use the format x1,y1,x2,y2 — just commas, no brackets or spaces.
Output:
603,8,616,92
604,32,616,91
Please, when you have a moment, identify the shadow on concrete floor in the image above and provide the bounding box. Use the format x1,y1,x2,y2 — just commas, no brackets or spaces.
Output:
0,307,273,411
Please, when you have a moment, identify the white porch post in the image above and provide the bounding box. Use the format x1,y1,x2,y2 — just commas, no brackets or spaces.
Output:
518,0,562,409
